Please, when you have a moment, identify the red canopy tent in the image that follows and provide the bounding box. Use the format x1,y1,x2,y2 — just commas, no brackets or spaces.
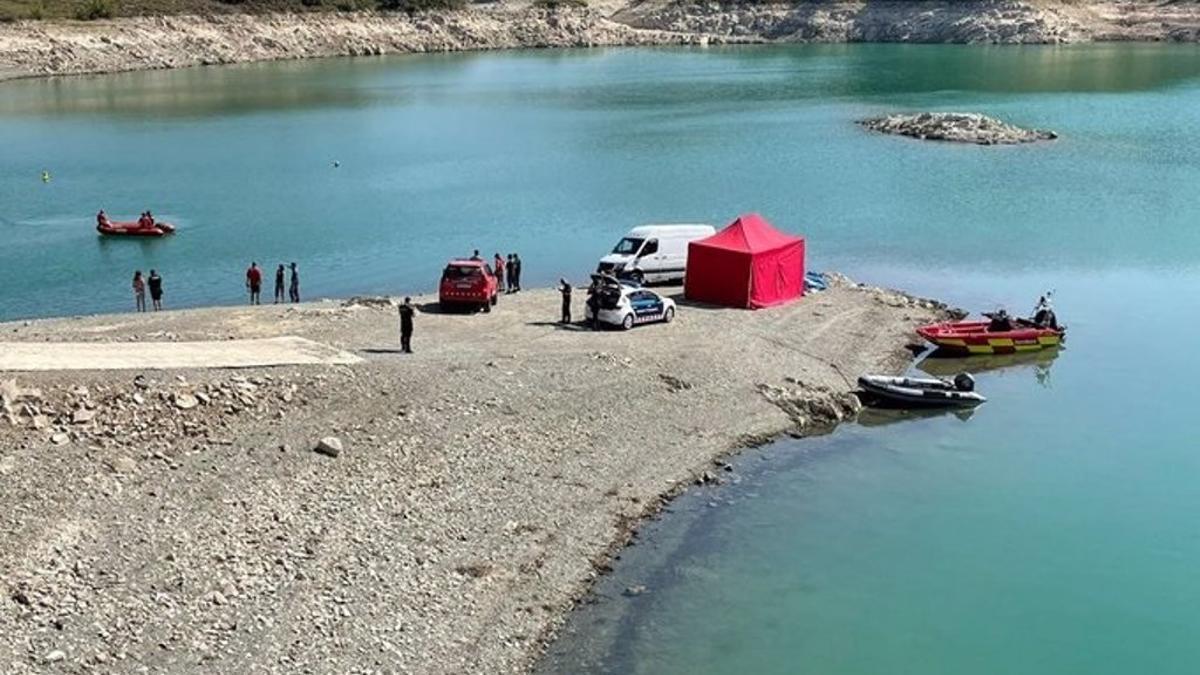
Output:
684,213,805,309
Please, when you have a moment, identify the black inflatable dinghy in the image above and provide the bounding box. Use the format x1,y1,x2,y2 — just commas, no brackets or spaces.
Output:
857,373,985,408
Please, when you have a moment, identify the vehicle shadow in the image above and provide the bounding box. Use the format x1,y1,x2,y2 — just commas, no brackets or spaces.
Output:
526,321,595,332
416,301,488,315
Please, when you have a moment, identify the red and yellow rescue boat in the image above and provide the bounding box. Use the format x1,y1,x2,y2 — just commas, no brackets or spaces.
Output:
917,320,1064,355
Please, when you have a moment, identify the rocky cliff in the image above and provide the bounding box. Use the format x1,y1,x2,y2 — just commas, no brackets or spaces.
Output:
1,1,1199,81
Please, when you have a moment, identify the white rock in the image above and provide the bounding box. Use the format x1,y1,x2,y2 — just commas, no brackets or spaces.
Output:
174,394,199,410
314,436,343,458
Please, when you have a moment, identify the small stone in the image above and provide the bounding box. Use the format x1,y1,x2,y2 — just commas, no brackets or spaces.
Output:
51,432,70,446
108,456,137,473
44,649,66,663
72,409,95,424
314,437,343,458
174,394,199,410
30,414,49,430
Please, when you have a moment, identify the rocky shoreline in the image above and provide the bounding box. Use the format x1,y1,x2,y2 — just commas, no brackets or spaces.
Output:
860,112,1058,144
2,1,1200,82
0,279,949,673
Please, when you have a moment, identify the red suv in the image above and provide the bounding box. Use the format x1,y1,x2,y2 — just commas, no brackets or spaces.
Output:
439,259,499,312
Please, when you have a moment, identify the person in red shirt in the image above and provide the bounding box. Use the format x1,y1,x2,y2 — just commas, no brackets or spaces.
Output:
246,262,263,305
493,252,505,293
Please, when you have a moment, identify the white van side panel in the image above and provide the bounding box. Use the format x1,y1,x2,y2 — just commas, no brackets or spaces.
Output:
600,224,716,283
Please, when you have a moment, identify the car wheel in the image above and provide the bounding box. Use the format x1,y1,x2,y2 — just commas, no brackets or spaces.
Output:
483,301,491,313
663,306,675,323
621,314,634,331
632,270,646,286
491,293,498,306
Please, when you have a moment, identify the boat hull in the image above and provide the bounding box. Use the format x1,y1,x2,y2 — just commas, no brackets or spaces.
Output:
97,220,176,237
858,375,986,408
917,320,1063,355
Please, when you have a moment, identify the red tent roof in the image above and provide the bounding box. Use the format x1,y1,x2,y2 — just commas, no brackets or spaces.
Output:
692,213,801,253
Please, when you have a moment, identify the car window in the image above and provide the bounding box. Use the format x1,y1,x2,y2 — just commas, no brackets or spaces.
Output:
613,237,643,255
639,239,659,256
631,291,655,302
443,265,482,280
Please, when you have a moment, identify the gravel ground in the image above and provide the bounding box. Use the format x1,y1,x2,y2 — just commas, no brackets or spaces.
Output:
0,278,949,673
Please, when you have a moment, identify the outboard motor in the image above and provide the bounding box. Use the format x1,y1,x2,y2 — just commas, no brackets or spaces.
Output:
953,373,976,392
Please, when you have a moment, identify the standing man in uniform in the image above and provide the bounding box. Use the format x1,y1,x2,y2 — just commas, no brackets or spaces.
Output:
399,297,416,354
559,278,572,324
511,253,522,293
289,262,301,303
246,262,263,305
274,264,286,303
505,254,515,293
148,269,164,311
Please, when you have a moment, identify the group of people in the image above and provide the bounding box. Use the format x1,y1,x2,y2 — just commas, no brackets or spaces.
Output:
135,211,158,229
245,262,300,305
471,250,523,293
131,270,165,312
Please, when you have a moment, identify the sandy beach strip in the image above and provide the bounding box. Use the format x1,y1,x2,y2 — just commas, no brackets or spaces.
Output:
0,279,948,673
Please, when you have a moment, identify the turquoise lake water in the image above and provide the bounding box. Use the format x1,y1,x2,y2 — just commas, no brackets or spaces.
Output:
3,43,1200,673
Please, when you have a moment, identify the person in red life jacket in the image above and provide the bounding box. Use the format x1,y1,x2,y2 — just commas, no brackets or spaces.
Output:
493,253,505,293
246,262,263,305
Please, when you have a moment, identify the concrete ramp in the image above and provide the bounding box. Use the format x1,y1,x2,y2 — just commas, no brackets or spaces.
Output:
0,336,362,371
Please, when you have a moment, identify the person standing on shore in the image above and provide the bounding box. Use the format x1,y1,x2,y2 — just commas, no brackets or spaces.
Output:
399,297,416,354
493,253,506,294
559,278,572,324
289,262,300,303
512,253,523,293
246,262,262,305
132,271,146,313
505,254,515,293
148,269,164,311
274,264,286,303
470,250,482,261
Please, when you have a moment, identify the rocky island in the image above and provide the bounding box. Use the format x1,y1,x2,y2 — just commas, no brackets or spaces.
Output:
858,112,1058,145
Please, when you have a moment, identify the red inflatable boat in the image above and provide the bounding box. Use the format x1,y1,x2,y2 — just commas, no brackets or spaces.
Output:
96,219,176,237
917,320,1064,355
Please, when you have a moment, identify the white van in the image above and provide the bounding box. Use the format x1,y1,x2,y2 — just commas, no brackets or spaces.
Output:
597,224,716,284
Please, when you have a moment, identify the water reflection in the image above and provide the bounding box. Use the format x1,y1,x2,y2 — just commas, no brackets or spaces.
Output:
917,347,1061,388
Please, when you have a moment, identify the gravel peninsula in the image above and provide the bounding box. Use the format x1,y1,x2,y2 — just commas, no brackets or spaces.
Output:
2,0,1200,81
0,278,949,673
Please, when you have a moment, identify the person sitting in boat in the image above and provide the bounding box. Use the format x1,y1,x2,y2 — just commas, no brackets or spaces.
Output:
96,210,108,227
145,211,156,226
1032,294,1058,329
988,309,1014,332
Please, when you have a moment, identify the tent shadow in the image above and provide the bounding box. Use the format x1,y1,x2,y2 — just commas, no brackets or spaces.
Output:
664,292,735,311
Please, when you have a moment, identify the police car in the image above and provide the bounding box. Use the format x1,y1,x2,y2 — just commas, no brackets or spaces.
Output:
585,283,676,330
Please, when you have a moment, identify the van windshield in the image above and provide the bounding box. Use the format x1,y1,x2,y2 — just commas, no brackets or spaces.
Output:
612,237,644,255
